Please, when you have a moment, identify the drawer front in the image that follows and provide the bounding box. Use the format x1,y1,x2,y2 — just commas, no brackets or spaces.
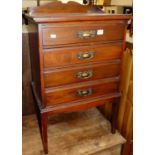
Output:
44,62,121,87
47,95,119,114
42,21,125,46
44,43,123,68
45,79,119,106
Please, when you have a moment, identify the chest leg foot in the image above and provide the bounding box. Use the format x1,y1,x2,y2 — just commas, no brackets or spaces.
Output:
41,113,48,154
111,98,120,134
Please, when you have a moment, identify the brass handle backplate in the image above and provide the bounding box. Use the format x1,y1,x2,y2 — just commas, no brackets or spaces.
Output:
77,88,92,97
77,52,95,60
77,70,93,79
77,30,97,39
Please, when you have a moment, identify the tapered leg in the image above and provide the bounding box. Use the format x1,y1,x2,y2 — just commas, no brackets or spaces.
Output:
41,113,48,154
111,98,120,134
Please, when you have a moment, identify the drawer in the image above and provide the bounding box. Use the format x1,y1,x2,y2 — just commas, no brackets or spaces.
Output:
42,21,125,46
45,77,119,106
47,94,120,114
43,43,123,68
44,61,121,87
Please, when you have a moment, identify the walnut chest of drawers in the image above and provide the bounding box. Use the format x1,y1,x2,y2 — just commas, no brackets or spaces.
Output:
26,1,131,154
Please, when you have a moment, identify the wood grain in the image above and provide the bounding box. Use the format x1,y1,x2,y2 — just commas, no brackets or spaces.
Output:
99,43,133,155
28,25,42,101
24,2,131,153
22,108,125,155
42,21,125,46
117,47,133,130
22,37,132,154
22,33,35,115
45,78,119,106
44,61,121,87
25,1,131,23
43,42,123,68
28,1,103,15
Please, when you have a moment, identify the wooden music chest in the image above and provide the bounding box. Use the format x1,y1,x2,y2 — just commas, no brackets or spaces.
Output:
25,1,131,154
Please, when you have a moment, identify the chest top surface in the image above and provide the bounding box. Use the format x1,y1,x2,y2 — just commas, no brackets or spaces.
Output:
26,1,131,23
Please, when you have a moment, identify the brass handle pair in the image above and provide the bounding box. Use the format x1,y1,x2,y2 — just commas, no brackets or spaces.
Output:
77,70,93,79
77,30,97,39
77,52,95,60
77,88,92,97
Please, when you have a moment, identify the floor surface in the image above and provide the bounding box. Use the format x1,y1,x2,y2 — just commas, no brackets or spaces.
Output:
22,108,125,155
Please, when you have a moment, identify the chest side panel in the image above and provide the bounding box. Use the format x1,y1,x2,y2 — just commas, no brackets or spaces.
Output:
28,23,42,102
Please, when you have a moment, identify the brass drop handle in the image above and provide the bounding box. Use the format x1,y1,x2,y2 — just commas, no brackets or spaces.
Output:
77,52,95,60
77,88,92,97
77,70,93,79
77,30,97,39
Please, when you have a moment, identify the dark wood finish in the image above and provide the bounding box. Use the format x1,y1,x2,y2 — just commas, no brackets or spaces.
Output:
28,1,103,15
45,77,119,106
41,113,48,154
22,33,35,115
25,1,131,153
42,21,125,46
32,81,120,115
46,93,121,115
111,97,120,133
43,43,123,68
26,1,131,23
27,24,42,102
44,61,121,87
